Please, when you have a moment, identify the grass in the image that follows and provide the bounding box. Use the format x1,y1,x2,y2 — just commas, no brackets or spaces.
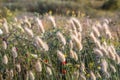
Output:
0,13,120,80
0,1,120,80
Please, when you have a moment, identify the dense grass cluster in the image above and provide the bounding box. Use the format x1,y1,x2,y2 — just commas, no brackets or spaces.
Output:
0,15,120,80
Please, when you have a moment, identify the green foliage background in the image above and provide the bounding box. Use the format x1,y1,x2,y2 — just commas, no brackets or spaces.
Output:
0,0,120,13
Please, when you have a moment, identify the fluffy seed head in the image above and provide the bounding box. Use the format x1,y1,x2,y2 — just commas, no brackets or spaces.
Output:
80,62,85,72
2,41,7,50
69,19,77,30
95,22,102,30
115,54,120,64
104,71,110,78
3,19,9,34
101,59,108,73
94,39,101,48
57,50,66,62
2,54,8,64
110,44,117,54
92,25,100,37
106,30,113,39
70,49,78,61
16,64,21,72
102,41,107,49
90,32,97,43
107,46,116,60
96,72,101,78
28,71,35,80
90,71,96,80
35,60,42,72
71,34,83,51
24,27,34,38
73,70,79,79
100,46,109,56
36,18,45,33
10,69,14,78
71,17,82,32
35,36,49,51
48,16,56,28
56,32,66,45
0,29,3,35
78,32,82,42
110,64,116,73
69,40,73,49
46,67,52,75
94,48,103,57
80,73,86,80
12,47,18,58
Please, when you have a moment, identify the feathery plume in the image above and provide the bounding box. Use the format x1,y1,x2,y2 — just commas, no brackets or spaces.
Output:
106,30,113,39
90,32,97,43
102,41,107,49
80,72,86,80
101,59,108,73
71,34,83,51
104,71,110,78
78,32,82,42
24,27,34,38
0,29,3,35
80,62,85,72
100,46,109,56
90,71,96,80
71,17,82,32
94,39,101,48
2,41,7,50
73,70,79,79
48,16,56,28
35,36,49,51
57,50,66,62
69,19,77,30
95,22,102,30
70,49,78,61
18,25,24,32
103,19,109,24
93,48,103,57
36,18,45,33
103,22,109,31
92,25,100,37
46,67,52,75
96,72,101,78
3,18,9,34
110,44,117,54
12,47,18,58
115,54,120,64
56,32,66,45
16,64,21,72
103,23,113,39
10,69,14,79
23,16,31,28
43,42,49,51
72,30,78,37
28,71,35,80
69,40,73,49
35,60,42,72
107,46,116,60
2,54,8,64
90,32,101,48
110,64,116,73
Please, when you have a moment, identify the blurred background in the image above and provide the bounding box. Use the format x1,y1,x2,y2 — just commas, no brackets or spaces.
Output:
0,0,120,18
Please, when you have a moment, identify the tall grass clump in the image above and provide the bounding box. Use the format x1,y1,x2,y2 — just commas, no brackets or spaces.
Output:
0,14,120,80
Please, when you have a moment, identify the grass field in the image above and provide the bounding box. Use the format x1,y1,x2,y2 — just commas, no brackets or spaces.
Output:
0,0,120,80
